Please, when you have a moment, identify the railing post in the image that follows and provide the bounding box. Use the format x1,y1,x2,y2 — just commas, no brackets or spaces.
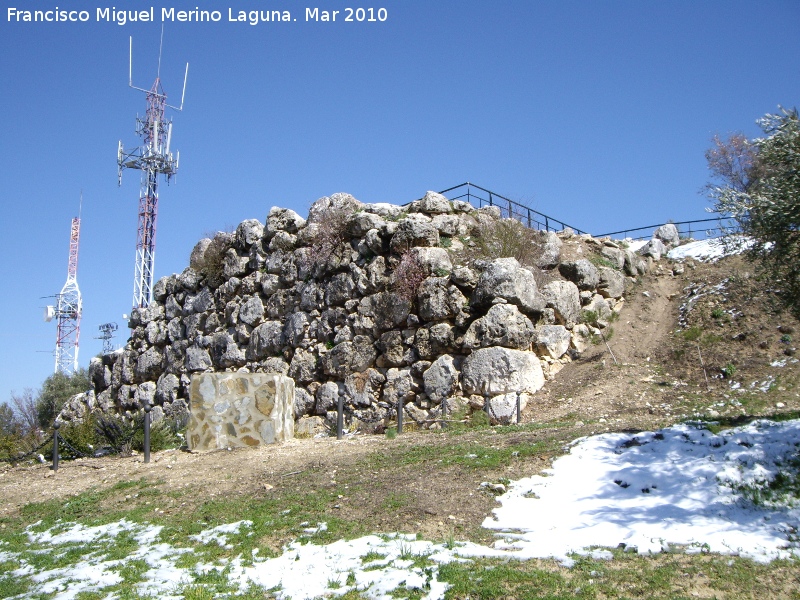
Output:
337,391,344,440
143,402,151,464
52,422,60,472
516,391,521,424
397,397,403,434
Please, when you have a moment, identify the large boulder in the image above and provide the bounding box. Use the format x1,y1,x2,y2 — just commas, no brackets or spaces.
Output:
558,259,599,290
536,231,562,269
417,278,467,322
471,257,544,315
246,321,285,360
462,303,535,350
654,223,680,247
389,215,439,254
461,347,545,396
638,238,667,260
234,219,265,250
597,267,626,299
542,280,581,327
535,325,571,359
423,354,460,404
321,336,377,378
265,207,306,238
417,191,452,214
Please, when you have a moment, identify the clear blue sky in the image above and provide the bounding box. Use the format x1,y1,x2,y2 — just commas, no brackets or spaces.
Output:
1,0,798,402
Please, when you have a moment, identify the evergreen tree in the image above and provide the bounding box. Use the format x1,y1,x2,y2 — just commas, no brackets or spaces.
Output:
707,107,800,317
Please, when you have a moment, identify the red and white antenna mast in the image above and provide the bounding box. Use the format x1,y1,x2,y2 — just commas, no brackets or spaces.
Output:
44,200,83,375
118,32,188,310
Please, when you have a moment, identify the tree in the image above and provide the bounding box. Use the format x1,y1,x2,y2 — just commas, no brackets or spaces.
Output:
35,369,90,428
706,107,800,317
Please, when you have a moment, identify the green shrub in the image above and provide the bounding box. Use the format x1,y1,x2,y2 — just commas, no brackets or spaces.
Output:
681,326,703,342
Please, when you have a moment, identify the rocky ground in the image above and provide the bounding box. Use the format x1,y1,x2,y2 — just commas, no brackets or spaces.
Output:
3,252,799,561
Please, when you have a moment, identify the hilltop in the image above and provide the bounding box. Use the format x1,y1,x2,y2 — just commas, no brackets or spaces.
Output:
2,231,799,598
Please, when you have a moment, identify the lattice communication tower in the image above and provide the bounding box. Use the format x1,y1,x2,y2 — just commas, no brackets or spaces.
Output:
118,35,188,310
96,322,119,355
44,215,82,375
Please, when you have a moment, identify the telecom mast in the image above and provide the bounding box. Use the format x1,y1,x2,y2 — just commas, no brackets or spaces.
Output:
118,34,188,309
44,213,82,375
96,322,119,355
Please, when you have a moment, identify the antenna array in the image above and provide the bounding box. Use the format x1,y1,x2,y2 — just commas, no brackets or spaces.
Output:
96,322,119,355
44,214,82,375
118,35,188,310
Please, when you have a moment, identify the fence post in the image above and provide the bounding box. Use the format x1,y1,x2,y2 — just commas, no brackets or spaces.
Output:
484,393,490,420
143,402,151,464
516,391,521,424
337,392,344,440
52,422,60,472
397,397,403,435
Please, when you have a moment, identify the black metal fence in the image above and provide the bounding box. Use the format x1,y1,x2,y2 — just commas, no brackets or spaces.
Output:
594,217,737,241
439,182,587,234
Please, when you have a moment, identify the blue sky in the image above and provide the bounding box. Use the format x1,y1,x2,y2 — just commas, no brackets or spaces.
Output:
1,0,798,401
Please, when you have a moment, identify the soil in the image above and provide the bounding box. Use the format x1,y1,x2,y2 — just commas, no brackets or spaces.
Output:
3,253,800,550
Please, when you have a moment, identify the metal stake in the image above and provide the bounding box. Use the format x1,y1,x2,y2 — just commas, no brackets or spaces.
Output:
397,397,403,435
52,422,60,472
516,391,522,424
337,392,344,440
143,403,151,464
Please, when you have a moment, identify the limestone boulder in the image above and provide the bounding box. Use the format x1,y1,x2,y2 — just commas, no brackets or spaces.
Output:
189,238,212,271
558,259,599,291
423,354,460,404
238,295,264,326
639,238,667,260
185,346,213,372
471,257,544,315
417,190,452,214
321,335,377,378
417,277,467,322
542,280,581,326
315,381,342,414
407,247,452,276
535,325,571,359
462,303,535,350
389,215,439,254
265,207,306,238
536,231,562,269
247,321,285,360
234,219,264,250
344,368,385,407
486,392,528,424
654,223,680,247
461,347,545,396
597,267,626,299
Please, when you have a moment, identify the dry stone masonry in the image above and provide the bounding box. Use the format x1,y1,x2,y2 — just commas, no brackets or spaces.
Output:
71,191,680,433
187,373,294,451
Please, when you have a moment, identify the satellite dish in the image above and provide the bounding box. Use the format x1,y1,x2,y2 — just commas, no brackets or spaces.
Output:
122,313,128,321
43,306,56,322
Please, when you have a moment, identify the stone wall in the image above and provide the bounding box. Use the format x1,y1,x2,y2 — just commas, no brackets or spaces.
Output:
187,373,294,451
72,190,679,431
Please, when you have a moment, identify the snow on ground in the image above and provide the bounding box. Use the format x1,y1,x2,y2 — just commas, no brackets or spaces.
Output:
667,236,752,262
5,419,800,599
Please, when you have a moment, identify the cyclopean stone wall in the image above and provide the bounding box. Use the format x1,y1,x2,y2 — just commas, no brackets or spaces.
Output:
187,373,294,451
67,190,681,432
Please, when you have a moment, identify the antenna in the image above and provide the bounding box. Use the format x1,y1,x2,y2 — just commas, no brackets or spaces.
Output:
118,33,189,310
95,322,119,355
44,206,83,375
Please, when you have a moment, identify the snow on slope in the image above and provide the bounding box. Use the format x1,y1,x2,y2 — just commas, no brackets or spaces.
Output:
5,419,800,599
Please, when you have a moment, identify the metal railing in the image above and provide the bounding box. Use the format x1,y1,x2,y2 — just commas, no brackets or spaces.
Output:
594,217,736,241
438,182,587,234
